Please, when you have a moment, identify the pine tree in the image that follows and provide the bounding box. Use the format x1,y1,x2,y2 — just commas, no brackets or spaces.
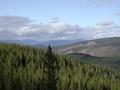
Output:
43,45,58,90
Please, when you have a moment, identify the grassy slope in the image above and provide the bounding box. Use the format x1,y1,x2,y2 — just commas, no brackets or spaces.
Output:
56,37,120,57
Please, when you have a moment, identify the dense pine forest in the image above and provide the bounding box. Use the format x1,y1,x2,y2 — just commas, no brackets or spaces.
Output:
0,43,120,90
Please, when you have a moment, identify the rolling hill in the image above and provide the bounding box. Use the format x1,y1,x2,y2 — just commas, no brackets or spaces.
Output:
56,37,120,57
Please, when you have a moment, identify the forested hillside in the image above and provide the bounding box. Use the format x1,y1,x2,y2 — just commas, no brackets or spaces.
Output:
67,53,120,70
0,43,120,90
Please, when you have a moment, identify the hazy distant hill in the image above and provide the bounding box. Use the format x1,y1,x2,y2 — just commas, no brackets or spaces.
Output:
37,39,83,46
56,37,120,57
42,40,76,46
0,39,83,47
0,39,42,45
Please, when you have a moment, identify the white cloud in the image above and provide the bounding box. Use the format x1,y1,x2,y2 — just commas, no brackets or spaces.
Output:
88,21,120,39
0,16,120,41
97,20,113,27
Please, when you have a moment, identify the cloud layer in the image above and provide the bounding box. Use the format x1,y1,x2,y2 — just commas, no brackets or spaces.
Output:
83,0,118,7
117,12,120,16
0,16,120,41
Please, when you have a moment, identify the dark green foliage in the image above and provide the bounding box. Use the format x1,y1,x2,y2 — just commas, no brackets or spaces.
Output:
0,43,120,90
42,45,58,90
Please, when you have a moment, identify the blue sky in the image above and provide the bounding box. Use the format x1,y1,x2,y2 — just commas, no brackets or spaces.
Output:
0,0,120,41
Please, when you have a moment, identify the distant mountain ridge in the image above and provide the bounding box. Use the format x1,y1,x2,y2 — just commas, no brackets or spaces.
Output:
56,37,120,57
36,39,83,47
0,39,83,46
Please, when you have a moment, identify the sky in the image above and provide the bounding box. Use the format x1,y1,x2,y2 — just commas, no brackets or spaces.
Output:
0,0,120,41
